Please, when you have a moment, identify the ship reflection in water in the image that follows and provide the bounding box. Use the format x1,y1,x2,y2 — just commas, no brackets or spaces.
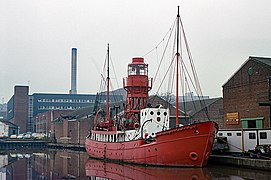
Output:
85,159,210,180
1,150,271,179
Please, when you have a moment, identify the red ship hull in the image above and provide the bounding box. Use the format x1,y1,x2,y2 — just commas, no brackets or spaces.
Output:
85,121,218,167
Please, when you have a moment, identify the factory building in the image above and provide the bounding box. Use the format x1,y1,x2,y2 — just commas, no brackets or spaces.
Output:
7,86,29,133
7,86,123,133
223,56,271,129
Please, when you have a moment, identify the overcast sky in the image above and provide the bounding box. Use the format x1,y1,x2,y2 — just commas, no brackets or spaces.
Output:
1,0,270,103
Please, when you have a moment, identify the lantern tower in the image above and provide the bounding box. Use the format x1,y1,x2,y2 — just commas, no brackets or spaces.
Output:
123,57,152,128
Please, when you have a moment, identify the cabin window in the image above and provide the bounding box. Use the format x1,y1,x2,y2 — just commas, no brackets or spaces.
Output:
218,133,223,136
157,111,161,116
157,117,161,122
227,133,232,136
150,111,154,115
260,132,267,139
236,132,241,136
249,133,256,139
164,112,167,116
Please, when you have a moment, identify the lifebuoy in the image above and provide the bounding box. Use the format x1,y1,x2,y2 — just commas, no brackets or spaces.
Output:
189,152,198,161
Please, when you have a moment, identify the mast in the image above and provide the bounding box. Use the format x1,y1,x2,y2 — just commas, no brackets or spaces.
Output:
106,44,110,121
175,6,180,127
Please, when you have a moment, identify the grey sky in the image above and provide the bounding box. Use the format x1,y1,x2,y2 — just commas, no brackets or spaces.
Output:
1,0,271,102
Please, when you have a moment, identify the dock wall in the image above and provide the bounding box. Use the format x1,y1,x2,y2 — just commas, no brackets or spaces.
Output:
209,155,271,171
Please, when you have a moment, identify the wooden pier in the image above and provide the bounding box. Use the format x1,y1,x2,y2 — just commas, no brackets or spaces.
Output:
48,143,85,151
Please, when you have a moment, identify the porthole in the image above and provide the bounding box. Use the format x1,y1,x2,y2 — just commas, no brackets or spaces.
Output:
157,111,161,115
150,111,154,115
157,117,161,122
164,112,167,116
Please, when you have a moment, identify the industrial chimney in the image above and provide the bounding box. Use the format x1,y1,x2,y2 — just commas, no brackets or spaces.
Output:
69,48,77,94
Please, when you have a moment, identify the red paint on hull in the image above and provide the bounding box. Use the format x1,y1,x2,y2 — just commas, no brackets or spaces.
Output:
85,121,218,167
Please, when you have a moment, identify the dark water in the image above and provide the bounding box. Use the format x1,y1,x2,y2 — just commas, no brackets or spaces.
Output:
0,150,270,180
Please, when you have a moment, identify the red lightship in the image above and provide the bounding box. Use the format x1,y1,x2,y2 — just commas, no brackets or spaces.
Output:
85,7,218,167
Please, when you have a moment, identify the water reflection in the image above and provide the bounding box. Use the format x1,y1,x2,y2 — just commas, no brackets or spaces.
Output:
0,150,89,180
0,150,271,179
85,159,211,180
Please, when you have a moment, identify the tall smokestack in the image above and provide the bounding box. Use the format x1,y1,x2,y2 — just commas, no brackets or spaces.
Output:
70,48,77,94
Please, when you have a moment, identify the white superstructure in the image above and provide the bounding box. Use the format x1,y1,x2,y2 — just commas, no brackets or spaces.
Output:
140,106,170,138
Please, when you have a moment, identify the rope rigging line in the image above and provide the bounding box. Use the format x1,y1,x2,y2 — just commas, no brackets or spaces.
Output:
142,19,176,57
96,50,113,110
179,56,210,120
180,16,202,97
147,18,177,87
140,10,211,122
154,54,176,99
109,54,123,106
97,48,124,113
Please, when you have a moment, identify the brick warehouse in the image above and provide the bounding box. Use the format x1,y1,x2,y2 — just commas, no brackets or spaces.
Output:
52,107,94,145
223,56,271,129
179,98,224,128
34,110,73,135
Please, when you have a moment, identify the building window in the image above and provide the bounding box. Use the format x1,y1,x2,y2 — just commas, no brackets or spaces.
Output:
247,120,256,128
241,117,263,129
218,133,223,136
227,133,232,136
249,133,256,139
247,66,253,76
236,132,241,136
260,132,267,139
